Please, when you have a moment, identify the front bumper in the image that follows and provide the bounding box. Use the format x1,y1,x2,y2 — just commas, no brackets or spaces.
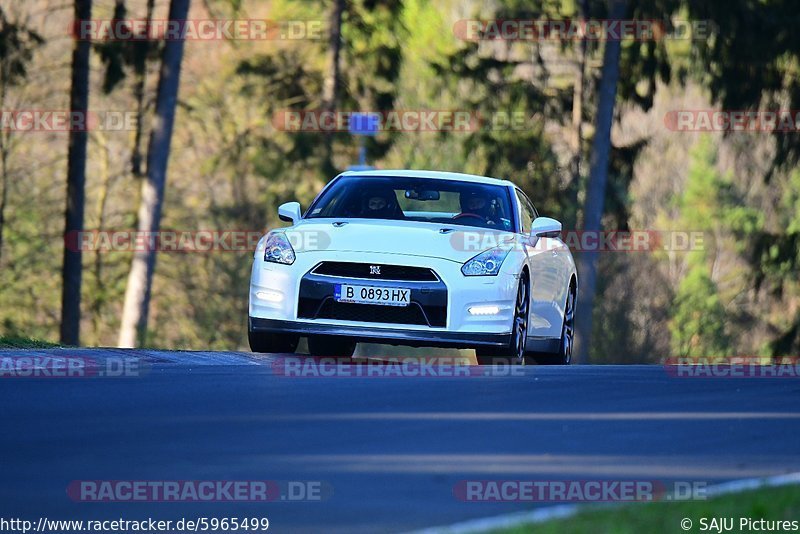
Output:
250,251,519,336
249,317,512,348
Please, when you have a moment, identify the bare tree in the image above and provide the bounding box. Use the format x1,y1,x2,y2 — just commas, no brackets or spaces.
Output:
322,0,344,112
0,8,44,262
118,0,191,347
321,0,344,171
570,0,590,223
573,0,627,363
60,0,92,346
131,0,156,177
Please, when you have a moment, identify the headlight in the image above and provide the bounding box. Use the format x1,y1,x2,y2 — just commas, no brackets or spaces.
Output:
461,247,510,276
263,233,296,265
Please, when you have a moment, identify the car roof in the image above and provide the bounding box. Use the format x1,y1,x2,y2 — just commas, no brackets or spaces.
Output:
338,169,514,187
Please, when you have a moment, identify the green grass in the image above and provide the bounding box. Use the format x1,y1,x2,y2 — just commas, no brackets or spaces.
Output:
493,485,800,534
0,335,61,349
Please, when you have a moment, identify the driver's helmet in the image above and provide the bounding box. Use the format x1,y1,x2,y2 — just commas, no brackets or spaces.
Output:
460,190,492,218
361,188,398,217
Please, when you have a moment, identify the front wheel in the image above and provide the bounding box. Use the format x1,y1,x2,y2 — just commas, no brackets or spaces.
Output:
248,329,299,354
533,284,575,365
476,275,530,365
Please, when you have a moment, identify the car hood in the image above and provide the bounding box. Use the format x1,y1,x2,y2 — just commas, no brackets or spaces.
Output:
284,219,517,263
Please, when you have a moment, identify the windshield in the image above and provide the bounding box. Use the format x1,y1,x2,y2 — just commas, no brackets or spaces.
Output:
306,175,516,231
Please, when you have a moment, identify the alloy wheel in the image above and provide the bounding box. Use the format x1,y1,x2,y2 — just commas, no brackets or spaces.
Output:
513,279,529,364
561,288,575,364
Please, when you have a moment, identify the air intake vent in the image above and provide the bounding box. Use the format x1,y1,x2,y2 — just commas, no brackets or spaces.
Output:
312,262,438,282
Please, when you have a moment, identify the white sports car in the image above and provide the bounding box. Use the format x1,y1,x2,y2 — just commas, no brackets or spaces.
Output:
248,170,577,365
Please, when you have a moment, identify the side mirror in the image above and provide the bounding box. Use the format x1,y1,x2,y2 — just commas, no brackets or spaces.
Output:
530,216,562,238
278,202,302,224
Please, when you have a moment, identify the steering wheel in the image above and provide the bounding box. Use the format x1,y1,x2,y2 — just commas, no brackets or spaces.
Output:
452,213,485,221
452,213,496,226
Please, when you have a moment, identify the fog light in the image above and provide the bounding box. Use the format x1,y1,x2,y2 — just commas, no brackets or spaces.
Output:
255,290,283,303
469,305,500,316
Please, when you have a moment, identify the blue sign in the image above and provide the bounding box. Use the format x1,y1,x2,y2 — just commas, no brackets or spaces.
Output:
349,112,380,136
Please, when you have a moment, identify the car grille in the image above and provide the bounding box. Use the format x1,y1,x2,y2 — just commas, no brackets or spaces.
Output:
298,297,447,328
312,262,438,282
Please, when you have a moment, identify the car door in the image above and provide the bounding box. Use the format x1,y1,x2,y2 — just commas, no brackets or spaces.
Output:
515,189,562,339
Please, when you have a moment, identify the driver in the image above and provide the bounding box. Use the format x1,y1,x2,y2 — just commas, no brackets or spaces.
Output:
360,189,400,218
459,191,496,224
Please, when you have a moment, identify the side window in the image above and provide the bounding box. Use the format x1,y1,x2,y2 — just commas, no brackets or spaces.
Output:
526,196,539,220
515,189,535,234
520,190,539,219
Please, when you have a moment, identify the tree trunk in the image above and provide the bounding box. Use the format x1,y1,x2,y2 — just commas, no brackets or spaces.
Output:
322,0,344,113
131,0,156,178
0,132,9,263
570,0,589,227
0,66,7,262
321,0,344,172
573,0,627,364
60,0,92,346
91,131,112,341
118,0,191,348
0,10,10,263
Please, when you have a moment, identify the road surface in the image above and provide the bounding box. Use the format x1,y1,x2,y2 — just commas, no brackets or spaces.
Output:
1,348,799,533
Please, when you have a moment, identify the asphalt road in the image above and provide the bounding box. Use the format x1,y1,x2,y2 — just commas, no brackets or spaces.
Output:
1,348,799,533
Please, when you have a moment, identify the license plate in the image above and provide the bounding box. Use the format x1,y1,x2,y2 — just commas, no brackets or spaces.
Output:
334,284,410,307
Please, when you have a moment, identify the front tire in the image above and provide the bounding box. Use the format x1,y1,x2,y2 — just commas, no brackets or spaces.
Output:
248,329,299,354
307,335,357,358
476,274,530,365
533,283,575,365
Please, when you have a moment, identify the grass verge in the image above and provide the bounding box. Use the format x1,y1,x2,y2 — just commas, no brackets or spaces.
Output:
0,335,61,349
493,484,800,533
